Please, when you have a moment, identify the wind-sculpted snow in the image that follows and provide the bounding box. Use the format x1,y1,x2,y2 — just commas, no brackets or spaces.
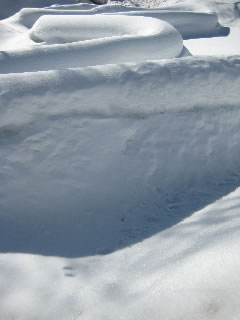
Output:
0,15,183,73
1,2,240,320
103,10,230,39
12,5,229,39
0,4,230,74
0,0,76,19
30,14,173,43
0,56,240,120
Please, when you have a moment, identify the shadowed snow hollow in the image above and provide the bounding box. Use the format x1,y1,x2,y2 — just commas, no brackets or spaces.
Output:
0,57,240,256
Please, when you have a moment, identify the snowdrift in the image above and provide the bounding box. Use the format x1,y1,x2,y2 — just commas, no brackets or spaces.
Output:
11,5,229,39
1,1,240,320
0,0,76,19
1,56,239,118
103,10,230,39
0,15,184,73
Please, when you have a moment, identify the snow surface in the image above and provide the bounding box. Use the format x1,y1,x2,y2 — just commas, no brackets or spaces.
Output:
1,0,240,319
0,57,240,117
103,10,230,39
185,20,240,55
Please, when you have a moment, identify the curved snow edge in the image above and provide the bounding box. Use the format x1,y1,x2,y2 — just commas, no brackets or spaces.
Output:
0,56,240,122
103,10,230,39
0,15,183,74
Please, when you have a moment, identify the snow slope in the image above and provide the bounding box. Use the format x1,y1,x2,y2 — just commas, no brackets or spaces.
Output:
0,57,240,118
2,187,240,320
1,96,240,258
104,10,230,39
0,0,240,319
0,15,183,74
185,19,240,55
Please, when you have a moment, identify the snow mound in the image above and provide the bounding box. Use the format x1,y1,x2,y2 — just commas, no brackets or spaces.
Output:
29,14,181,44
11,6,153,29
0,15,183,74
103,10,229,39
1,81,240,258
11,5,229,39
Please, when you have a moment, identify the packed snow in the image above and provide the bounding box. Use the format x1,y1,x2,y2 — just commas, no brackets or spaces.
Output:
0,0,240,319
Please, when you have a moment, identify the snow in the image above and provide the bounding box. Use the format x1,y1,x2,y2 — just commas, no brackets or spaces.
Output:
0,57,240,118
0,0,79,19
29,14,180,43
0,0,240,319
1,101,240,258
185,20,240,55
104,10,230,39
2,185,240,319
0,15,183,73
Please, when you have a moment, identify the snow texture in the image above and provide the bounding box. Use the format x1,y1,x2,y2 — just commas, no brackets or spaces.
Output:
0,56,240,118
0,15,185,73
0,0,240,319
103,10,230,39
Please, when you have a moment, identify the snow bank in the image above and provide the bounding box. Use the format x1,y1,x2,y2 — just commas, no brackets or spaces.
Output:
0,15,183,73
1,135,240,317
1,1,240,320
10,6,147,29
104,10,229,39
10,5,229,40
185,19,240,56
0,56,239,119
1,77,240,257
29,14,181,44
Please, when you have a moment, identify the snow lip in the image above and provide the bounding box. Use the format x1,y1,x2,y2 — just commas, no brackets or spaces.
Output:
0,55,240,120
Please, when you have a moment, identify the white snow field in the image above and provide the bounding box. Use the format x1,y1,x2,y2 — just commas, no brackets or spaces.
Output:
0,0,240,319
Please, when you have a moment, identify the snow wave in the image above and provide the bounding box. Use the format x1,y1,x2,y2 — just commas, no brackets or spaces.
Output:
0,15,183,74
12,5,229,39
0,4,230,74
0,56,240,123
103,10,230,39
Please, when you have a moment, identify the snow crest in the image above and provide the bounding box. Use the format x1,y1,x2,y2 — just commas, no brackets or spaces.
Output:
0,56,240,121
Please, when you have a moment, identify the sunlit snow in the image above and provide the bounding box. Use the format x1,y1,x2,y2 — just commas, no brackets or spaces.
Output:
0,0,240,319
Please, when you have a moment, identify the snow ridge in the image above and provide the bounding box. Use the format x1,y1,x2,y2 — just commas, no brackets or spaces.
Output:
1,56,240,123
1,2,240,320
0,15,183,74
